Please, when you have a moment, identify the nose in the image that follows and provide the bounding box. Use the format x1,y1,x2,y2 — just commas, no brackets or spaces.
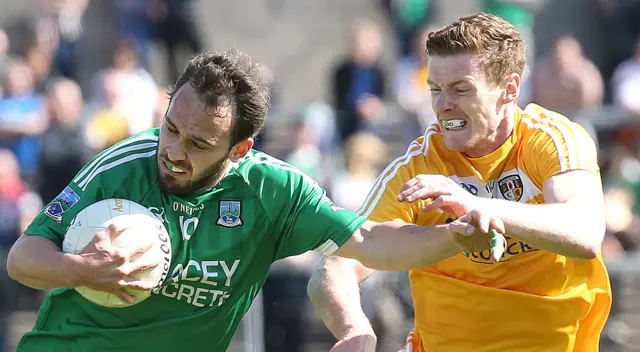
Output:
166,138,186,162
435,91,455,115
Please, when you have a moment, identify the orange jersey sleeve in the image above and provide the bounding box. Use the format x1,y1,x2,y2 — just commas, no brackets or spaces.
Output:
519,104,600,189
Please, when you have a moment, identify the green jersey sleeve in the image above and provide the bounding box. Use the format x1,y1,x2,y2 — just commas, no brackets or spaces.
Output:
24,131,159,247
241,153,367,261
273,183,367,260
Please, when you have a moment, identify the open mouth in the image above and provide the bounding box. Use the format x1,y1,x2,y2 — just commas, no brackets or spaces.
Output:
163,160,186,174
441,119,467,131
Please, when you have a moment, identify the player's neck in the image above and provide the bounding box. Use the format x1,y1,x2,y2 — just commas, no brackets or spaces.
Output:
465,104,517,158
200,162,234,193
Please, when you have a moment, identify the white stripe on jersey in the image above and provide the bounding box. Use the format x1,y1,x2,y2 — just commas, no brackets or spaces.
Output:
314,239,339,255
521,118,576,172
79,150,157,191
358,129,434,218
73,136,158,184
356,140,421,216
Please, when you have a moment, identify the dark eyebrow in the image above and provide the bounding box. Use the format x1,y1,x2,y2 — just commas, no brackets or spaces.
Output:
165,116,214,146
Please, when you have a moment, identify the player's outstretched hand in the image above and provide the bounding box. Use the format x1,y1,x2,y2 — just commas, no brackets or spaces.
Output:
448,209,507,263
397,174,478,217
330,334,377,352
73,224,161,303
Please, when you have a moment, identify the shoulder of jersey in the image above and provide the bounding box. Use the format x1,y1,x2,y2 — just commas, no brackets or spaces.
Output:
415,123,445,158
518,103,581,141
71,129,159,192
387,124,446,175
233,149,318,188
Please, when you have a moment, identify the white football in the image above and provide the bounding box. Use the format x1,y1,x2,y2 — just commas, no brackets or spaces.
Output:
62,198,172,308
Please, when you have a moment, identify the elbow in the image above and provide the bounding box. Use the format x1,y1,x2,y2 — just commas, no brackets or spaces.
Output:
584,217,606,259
573,243,600,260
583,231,605,260
572,225,605,260
561,207,605,259
6,247,22,282
307,271,323,302
307,258,333,303
6,236,35,284
559,241,599,260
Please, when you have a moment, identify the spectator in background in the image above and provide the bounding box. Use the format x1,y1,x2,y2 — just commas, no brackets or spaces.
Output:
379,0,437,58
150,0,204,83
153,88,170,128
0,149,42,258
532,36,604,115
252,65,280,153
598,0,640,69
263,250,320,352
395,26,436,144
34,0,88,80
0,29,9,90
611,36,640,117
0,149,42,352
331,20,387,145
481,0,536,52
37,79,89,204
85,71,131,152
90,37,158,137
297,102,337,155
284,102,339,188
599,142,640,347
331,132,386,212
602,142,640,249
115,0,155,69
284,118,325,186
0,58,48,185
23,44,58,94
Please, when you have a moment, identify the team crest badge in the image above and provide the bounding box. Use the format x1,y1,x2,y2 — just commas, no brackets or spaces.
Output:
44,186,81,223
498,175,524,202
216,200,243,228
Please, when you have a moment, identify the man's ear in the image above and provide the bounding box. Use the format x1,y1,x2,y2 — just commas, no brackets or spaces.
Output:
229,138,254,161
502,73,521,103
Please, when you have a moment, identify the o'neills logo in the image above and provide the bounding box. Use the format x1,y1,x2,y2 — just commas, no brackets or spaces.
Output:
155,225,172,288
112,199,124,212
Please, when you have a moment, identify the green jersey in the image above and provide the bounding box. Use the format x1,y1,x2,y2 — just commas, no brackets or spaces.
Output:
19,128,366,352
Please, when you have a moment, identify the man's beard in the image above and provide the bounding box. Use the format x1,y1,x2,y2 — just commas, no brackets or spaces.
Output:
158,156,230,197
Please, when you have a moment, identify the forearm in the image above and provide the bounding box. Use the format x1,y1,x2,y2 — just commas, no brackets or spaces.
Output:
483,198,604,258
308,256,375,340
7,235,81,289
348,221,457,271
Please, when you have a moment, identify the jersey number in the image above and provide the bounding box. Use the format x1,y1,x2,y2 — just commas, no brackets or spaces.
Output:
180,216,199,241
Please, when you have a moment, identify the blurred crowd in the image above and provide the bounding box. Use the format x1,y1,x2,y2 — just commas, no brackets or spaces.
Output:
0,0,639,351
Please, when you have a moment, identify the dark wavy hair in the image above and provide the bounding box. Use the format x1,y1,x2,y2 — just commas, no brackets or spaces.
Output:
170,49,271,146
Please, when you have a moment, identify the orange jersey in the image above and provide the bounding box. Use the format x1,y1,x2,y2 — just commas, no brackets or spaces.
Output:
359,104,611,352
